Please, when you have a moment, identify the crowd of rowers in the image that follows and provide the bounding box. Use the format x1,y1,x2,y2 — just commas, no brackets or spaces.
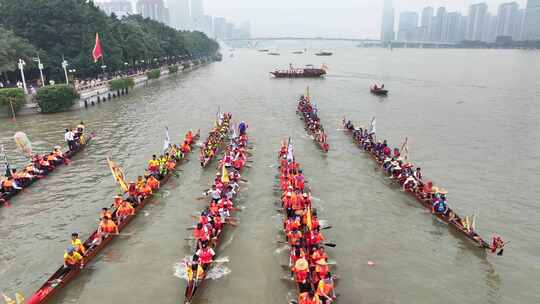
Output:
278,145,336,304
186,127,249,280
343,119,507,251
199,113,232,167
61,130,196,272
343,120,454,215
0,123,86,199
297,95,329,152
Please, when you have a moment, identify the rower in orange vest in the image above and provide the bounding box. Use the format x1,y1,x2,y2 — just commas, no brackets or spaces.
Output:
116,200,135,224
140,183,153,197
180,141,191,153
186,130,194,145
314,259,329,283
98,216,119,236
316,273,336,304
166,159,176,171
113,195,124,209
100,207,112,220
146,175,160,190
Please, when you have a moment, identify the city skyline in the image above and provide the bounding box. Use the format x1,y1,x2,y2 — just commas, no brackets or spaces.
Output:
94,0,532,39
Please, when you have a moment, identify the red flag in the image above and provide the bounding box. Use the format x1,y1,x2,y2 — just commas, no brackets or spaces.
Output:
92,33,103,63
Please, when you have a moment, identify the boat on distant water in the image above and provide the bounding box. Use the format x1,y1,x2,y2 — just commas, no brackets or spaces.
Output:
370,85,388,96
270,64,327,78
268,52,281,56
293,50,304,54
258,49,269,52
315,51,333,56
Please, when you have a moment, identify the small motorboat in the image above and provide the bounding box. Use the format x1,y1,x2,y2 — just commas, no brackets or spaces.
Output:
293,50,304,54
268,52,281,56
370,85,388,96
315,51,333,56
258,49,269,52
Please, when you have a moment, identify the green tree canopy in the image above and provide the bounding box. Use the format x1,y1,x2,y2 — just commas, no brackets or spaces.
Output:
0,0,219,79
0,26,37,74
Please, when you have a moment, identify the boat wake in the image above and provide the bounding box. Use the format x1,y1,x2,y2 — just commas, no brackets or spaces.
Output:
174,257,231,281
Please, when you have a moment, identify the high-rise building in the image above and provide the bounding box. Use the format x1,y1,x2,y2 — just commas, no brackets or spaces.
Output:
397,11,418,41
421,7,434,28
381,0,395,41
482,13,498,42
430,7,447,42
444,12,461,42
513,9,526,40
97,0,133,18
466,3,488,41
524,0,540,40
136,0,169,24
213,17,226,39
201,15,213,36
167,0,191,30
497,2,519,38
191,0,205,31
224,22,234,39
457,15,469,42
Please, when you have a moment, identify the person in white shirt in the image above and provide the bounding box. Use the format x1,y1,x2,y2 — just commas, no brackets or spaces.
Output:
64,129,75,151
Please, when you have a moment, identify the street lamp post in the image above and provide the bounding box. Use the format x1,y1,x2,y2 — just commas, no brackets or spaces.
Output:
61,58,69,84
17,59,28,94
33,55,45,87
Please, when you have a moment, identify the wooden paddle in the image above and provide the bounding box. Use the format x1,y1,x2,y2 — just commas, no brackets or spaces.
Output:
497,241,510,256
277,240,336,248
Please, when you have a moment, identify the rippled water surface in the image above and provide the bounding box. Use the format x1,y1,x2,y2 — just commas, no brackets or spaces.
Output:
1,48,540,304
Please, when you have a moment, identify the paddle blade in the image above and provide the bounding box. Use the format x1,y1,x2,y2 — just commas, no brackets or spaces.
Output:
324,242,337,248
497,249,504,256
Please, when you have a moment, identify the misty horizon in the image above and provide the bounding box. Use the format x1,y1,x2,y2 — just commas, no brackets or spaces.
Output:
97,0,528,38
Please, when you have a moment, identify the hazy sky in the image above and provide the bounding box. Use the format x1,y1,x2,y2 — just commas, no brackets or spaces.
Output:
203,0,528,38
115,0,528,38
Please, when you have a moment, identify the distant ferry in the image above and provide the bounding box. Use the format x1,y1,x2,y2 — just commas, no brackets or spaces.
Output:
315,51,333,56
270,64,327,78
268,52,281,56
293,50,304,54
258,49,269,52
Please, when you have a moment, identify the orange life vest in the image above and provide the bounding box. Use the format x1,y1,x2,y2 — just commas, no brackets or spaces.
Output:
100,220,117,233
147,177,160,190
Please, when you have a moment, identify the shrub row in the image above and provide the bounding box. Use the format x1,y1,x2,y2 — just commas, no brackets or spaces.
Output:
0,88,25,115
146,69,161,79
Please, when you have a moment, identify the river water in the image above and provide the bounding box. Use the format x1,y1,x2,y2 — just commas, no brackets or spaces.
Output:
1,47,540,304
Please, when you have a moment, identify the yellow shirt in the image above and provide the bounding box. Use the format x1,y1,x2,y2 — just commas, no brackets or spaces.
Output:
71,238,86,254
64,252,83,265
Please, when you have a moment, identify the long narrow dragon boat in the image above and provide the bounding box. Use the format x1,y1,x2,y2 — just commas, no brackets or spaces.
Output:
277,141,337,303
1,132,95,206
199,113,232,168
184,127,249,304
296,90,329,153
25,131,200,304
342,118,506,254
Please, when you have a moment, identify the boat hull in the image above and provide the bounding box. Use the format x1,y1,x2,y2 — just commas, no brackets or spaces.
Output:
26,133,200,304
370,89,388,96
1,134,94,206
341,124,490,249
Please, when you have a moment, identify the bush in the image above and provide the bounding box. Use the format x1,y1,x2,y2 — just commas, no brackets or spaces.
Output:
0,88,25,114
108,77,135,90
36,85,79,113
168,65,179,74
146,69,161,79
